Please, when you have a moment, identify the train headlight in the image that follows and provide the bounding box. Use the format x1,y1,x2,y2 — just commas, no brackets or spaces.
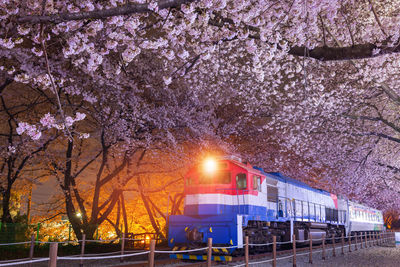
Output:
204,158,217,174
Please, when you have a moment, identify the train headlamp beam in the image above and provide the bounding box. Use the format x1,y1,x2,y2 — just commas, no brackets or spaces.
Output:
204,158,217,174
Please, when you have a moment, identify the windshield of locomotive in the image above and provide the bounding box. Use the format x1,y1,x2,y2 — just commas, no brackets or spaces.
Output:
186,170,232,185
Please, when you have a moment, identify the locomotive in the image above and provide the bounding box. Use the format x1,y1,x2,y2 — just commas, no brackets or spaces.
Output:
168,156,384,256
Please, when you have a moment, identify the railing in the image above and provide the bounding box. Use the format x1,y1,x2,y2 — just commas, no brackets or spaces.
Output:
232,231,395,267
214,188,347,225
0,232,395,266
277,196,346,225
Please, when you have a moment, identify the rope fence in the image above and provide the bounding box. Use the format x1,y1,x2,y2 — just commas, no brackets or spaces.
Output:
0,257,50,266
232,231,396,267
0,231,395,267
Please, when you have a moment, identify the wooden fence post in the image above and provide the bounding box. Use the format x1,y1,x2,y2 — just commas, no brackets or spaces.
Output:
373,232,375,246
80,234,86,267
355,233,358,251
120,233,125,263
309,233,313,264
322,236,326,260
273,236,277,267
341,233,344,255
370,232,372,247
332,235,336,257
29,234,35,267
367,233,370,247
245,236,249,267
348,234,352,252
48,243,58,267
148,239,156,267
292,234,297,267
365,233,367,248
207,238,212,267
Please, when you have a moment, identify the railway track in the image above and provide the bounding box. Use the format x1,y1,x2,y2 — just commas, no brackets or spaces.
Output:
177,244,328,267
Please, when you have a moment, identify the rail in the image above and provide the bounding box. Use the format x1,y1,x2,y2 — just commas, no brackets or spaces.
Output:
0,232,395,267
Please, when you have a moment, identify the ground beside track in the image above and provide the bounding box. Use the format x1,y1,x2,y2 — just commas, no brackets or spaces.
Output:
119,243,399,267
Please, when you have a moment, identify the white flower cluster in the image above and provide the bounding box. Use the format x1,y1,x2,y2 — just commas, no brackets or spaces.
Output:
17,112,87,140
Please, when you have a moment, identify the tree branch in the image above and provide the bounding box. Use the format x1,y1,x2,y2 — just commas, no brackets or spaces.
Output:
362,132,400,144
17,0,196,24
367,0,387,36
209,11,398,61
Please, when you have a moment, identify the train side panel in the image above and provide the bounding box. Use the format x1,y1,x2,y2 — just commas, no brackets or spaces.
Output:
348,201,384,232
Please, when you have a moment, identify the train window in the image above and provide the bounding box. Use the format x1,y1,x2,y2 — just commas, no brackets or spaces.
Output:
218,162,228,169
267,186,278,202
214,171,231,184
198,171,231,184
186,177,193,186
198,174,213,184
253,175,261,191
236,173,247,189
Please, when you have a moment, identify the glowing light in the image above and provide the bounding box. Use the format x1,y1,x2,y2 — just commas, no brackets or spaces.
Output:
204,158,217,174
145,235,150,240
76,212,82,218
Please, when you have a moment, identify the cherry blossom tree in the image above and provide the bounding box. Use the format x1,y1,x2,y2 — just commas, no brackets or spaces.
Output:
0,81,56,225
1,0,400,217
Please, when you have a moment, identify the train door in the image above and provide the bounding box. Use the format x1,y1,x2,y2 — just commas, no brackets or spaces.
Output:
265,176,278,219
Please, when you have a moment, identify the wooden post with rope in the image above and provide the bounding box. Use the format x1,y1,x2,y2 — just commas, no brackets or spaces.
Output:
207,238,212,267
365,232,367,247
80,234,86,267
292,234,297,267
48,243,58,267
245,236,249,267
273,236,277,267
341,233,344,255
29,234,35,267
348,234,352,252
355,233,358,251
309,233,313,264
148,239,155,267
120,233,125,263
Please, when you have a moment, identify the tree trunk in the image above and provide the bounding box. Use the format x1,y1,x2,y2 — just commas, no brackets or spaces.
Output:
140,192,165,238
120,192,128,234
115,197,121,235
26,183,32,224
1,187,13,223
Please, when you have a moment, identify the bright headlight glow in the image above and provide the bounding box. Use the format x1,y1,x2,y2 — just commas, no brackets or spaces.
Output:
204,158,217,174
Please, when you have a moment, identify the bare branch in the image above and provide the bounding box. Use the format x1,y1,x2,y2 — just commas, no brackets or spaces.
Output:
368,0,387,36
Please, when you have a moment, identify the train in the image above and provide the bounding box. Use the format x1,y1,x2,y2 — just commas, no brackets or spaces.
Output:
168,156,384,256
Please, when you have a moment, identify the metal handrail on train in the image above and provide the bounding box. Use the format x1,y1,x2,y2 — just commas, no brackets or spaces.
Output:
214,187,347,225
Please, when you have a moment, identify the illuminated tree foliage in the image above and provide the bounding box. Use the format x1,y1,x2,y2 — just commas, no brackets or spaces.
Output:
1,0,400,235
